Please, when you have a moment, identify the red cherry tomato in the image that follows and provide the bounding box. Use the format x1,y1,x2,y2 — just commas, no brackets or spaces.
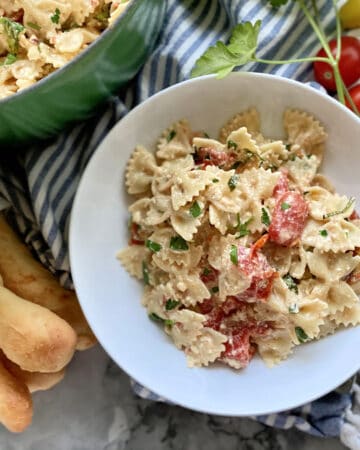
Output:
313,36,360,92
346,84,360,112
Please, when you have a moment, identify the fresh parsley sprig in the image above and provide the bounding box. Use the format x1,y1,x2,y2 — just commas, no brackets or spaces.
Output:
191,0,358,116
0,17,25,55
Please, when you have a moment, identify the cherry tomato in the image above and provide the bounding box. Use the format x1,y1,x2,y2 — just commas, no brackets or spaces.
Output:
313,36,360,92
346,84,360,113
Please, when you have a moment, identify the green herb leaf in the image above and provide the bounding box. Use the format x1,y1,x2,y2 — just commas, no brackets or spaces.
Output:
167,130,176,142
261,207,271,227
228,174,239,191
319,229,328,237
145,239,162,253
211,286,219,294
295,326,309,343
149,313,174,327
212,178,219,183
191,41,242,78
51,8,61,24
189,201,202,218
235,214,253,238
227,20,262,59
203,267,212,276
322,197,355,219
0,17,25,54
227,140,238,150
281,202,291,211
230,244,238,265
27,22,41,31
289,304,299,314
283,274,298,294
142,261,150,285
165,299,180,310
170,236,189,251
2,53,16,65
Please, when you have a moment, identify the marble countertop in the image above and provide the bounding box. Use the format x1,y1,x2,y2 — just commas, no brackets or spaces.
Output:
0,346,347,450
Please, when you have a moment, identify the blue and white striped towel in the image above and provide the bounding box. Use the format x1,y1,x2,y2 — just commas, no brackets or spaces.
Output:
1,1,359,448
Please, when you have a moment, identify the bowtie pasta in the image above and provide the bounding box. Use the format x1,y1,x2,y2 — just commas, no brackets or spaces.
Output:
0,0,130,98
118,108,360,369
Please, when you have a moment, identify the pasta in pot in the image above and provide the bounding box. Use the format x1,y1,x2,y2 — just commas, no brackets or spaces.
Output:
118,107,360,370
0,0,131,98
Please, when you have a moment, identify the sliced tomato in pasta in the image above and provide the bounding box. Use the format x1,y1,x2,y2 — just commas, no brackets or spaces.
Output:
269,191,309,247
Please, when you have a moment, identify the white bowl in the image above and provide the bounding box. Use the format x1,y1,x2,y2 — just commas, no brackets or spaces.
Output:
69,72,360,416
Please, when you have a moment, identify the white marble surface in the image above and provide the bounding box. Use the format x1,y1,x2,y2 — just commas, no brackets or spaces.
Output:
0,346,347,450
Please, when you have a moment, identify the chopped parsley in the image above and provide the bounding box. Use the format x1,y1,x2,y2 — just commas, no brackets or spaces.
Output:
228,174,239,191
261,207,271,227
235,214,253,238
166,130,176,142
2,53,16,65
149,313,174,327
319,229,328,237
170,235,189,251
283,274,298,294
212,178,219,183
0,17,24,54
27,22,41,31
203,267,212,276
289,304,299,314
51,8,61,24
230,244,238,265
211,286,219,294
165,299,180,310
145,239,162,253
295,326,309,343
203,131,210,138
281,202,291,211
322,197,355,219
189,201,202,218
231,161,241,170
142,261,150,285
285,144,291,151
227,140,238,150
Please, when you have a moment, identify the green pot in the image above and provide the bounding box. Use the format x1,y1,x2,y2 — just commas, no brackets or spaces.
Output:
0,0,166,146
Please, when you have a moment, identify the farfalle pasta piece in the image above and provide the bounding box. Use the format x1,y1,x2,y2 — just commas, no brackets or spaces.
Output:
129,195,172,227
169,271,210,306
289,245,307,279
157,120,193,161
284,155,319,189
331,302,360,327
302,219,360,252
254,326,295,367
142,283,178,317
192,137,225,152
306,249,360,282
125,145,159,194
117,245,150,280
258,140,289,170
306,187,355,221
290,297,328,339
171,168,214,211
326,281,359,315
311,174,335,193
185,328,227,368
226,127,259,154
218,107,260,143
284,109,327,155
170,199,205,241
262,243,292,276
208,204,235,235
166,310,206,349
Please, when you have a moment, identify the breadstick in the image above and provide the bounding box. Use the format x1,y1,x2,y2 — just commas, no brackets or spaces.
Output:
1,353,65,393
0,357,32,433
0,215,96,350
0,285,77,372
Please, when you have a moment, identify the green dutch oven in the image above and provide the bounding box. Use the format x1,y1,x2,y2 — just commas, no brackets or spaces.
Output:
0,0,166,145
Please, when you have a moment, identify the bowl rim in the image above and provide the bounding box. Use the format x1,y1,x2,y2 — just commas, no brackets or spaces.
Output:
0,0,142,104
70,72,360,416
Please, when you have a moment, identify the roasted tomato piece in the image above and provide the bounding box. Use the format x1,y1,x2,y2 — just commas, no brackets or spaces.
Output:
221,327,255,368
273,169,289,198
129,222,144,245
268,191,309,247
193,147,236,168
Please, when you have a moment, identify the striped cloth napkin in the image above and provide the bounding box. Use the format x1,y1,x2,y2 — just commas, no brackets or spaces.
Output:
0,1,359,448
